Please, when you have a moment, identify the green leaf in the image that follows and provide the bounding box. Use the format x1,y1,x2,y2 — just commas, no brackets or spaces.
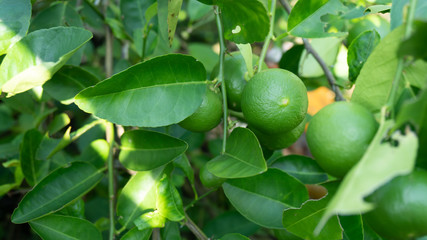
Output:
390,0,427,30
218,0,269,44
58,198,85,219
75,54,207,127
106,18,132,41
0,27,93,95
394,89,427,133
283,197,343,240
347,30,381,82
351,26,427,112
173,155,197,198
220,233,250,240
317,119,418,232
134,210,166,230
279,45,304,75
0,0,31,55
117,167,164,229
20,129,49,186
43,65,99,105
271,155,328,184
119,130,188,171
195,0,215,5
223,168,309,229
12,162,103,223
203,211,260,238
121,227,152,240
398,21,427,61
364,5,391,14
47,113,70,135
161,221,181,240
187,0,211,21
156,174,185,221
287,0,347,38
167,0,183,46
120,0,156,35
339,215,364,240
299,37,342,78
207,128,267,178
187,43,219,74
29,2,83,31
77,139,109,169
30,214,102,240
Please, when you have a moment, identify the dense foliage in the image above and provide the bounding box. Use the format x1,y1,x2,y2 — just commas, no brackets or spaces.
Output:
0,0,426,239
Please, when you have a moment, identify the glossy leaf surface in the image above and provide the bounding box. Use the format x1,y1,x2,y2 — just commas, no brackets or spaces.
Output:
156,174,185,221
119,130,187,171
0,0,31,55
43,65,99,105
75,54,207,127
30,214,102,240
223,168,308,229
207,128,267,178
287,0,347,38
117,167,164,229
20,129,48,186
283,197,343,240
347,30,381,82
12,162,103,223
0,27,92,95
121,227,152,240
120,0,156,35
352,26,427,112
271,155,328,184
218,0,269,44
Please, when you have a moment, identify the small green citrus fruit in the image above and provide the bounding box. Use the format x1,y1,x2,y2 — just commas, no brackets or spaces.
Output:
179,89,222,132
364,170,427,240
241,69,308,134
306,101,377,178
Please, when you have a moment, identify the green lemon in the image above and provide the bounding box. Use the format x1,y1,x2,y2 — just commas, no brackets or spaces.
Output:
212,52,267,111
347,14,390,46
241,69,308,134
364,170,427,240
306,101,378,178
199,163,225,188
179,88,222,132
250,116,307,150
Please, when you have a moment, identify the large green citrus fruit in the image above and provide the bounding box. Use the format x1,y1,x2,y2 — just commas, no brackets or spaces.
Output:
364,170,427,240
241,69,308,134
347,14,390,46
179,88,222,132
212,52,267,111
250,116,307,150
306,101,377,178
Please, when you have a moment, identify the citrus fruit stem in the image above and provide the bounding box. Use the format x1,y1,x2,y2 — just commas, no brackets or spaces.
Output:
385,0,418,119
214,5,229,153
258,0,277,73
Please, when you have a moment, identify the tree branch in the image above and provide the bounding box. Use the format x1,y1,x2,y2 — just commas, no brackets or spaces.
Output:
278,0,345,101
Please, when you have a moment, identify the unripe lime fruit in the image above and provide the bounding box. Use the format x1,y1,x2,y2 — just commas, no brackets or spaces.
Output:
212,52,267,111
241,69,308,134
306,101,377,178
250,116,306,150
364,170,427,240
179,89,222,132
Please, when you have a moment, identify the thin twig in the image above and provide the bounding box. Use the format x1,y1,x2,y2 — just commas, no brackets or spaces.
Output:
184,212,208,240
278,0,345,101
258,0,277,73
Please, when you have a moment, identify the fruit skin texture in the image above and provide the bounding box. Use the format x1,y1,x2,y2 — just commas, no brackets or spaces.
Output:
364,170,427,240
347,14,390,46
306,101,377,178
241,69,308,134
212,52,266,111
179,89,222,132
199,163,225,188
250,116,307,150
